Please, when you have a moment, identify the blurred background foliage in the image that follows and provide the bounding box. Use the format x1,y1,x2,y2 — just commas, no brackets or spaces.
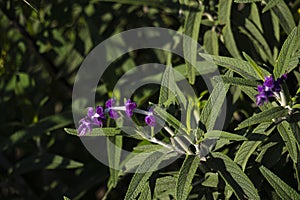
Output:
0,0,300,199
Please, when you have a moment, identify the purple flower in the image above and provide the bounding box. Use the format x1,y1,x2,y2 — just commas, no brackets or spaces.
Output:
145,108,156,126
105,98,119,119
255,92,268,106
145,114,156,127
125,99,137,117
78,117,92,136
263,76,274,91
78,106,106,136
257,85,264,93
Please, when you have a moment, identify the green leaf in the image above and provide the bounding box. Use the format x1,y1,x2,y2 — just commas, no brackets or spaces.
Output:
204,130,248,141
176,155,200,200
201,172,219,187
159,65,177,106
203,30,219,55
260,165,300,200
159,65,187,108
262,0,280,13
1,112,72,151
107,136,122,188
234,0,261,2
199,73,230,131
138,182,151,200
200,53,268,79
249,3,263,32
214,76,259,87
219,0,241,58
234,122,273,171
277,121,299,163
265,0,296,34
239,19,274,65
154,176,176,199
153,106,188,133
208,152,260,200
10,154,83,175
242,52,266,80
236,107,288,130
274,27,297,79
183,2,204,84
64,128,121,136
124,150,177,200
63,196,71,200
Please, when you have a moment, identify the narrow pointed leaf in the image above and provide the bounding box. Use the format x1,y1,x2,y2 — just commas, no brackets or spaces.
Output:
262,0,280,13
199,74,230,131
274,27,297,79
159,65,177,106
176,155,200,200
236,107,288,130
2,112,72,151
64,128,121,136
11,154,83,175
107,136,122,188
214,76,259,87
200,53,269,79
183,3,204,84
204,130,247,141
265,0,296,34
260,165,300,199
277,121,299,163
124,150,177,200
219,0,241,58
234,122,273,171
242,52,266,80
208,152,260,200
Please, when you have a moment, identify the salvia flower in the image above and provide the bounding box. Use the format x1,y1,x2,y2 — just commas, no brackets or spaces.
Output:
78,106,105,136
77,99,157,135
125,99,137,117
255,74,287,106
145,109,156,127
105,98,119,119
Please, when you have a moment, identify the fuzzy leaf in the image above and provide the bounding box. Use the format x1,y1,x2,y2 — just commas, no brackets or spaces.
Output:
200,53,269,79
214,76,259,87
204,130,248,141
107,136,122,188
199,73,230,131
242,52,266,80
262,0,280,13
234,122,273,171
124,150,177,200
274,27,297,79
264,0,296,34
277,121,299,163
219,0,241,58
176,155,200,200
64,128,121,136
183,2,204,84
208,152,260,200
260,165,300,199
236,107,288,130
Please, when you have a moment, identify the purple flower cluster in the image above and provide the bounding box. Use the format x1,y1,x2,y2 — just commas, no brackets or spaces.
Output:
78,106,105,136
255,74,287,106
78,98,156,136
